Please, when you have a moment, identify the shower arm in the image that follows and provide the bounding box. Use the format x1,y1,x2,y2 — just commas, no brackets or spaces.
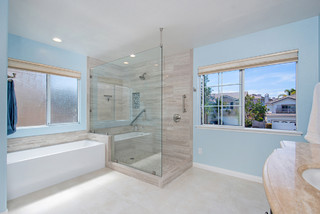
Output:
130,109,146,126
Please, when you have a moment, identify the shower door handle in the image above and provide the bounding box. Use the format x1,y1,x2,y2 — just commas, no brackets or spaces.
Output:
182,95,187,113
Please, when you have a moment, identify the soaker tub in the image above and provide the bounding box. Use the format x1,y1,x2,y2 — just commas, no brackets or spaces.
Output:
7,140,105,200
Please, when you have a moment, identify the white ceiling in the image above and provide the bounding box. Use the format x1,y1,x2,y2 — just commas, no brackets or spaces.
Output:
9,0,320,62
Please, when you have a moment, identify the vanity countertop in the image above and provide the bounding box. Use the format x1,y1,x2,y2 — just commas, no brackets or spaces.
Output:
263,141,320,214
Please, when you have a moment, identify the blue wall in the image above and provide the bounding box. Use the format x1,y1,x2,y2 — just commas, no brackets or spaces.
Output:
193,17,319,177
0,1,8,212
8,34,87,138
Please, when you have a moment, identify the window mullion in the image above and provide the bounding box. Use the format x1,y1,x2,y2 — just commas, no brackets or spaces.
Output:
46,74,51,125
201,76,204,125
217,73,220,125
77,79,81,123
240,69,245,127
220,73,223,125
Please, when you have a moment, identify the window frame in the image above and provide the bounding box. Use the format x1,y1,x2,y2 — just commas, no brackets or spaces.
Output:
201,70,244,126
7,58,81,132
46,74,80,126
198,50,301,135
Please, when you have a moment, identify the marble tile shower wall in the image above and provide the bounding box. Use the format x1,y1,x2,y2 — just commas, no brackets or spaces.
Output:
7,131,103,152
126,59,162,152
162,50,193,164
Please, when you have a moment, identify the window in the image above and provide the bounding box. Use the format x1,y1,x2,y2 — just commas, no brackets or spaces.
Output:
201,70,243,126
8,58,81,128
199,50,297,131
50,75,78,124
11,68,47,127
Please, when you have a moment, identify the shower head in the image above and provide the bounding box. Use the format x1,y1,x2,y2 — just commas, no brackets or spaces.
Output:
139,73,146,80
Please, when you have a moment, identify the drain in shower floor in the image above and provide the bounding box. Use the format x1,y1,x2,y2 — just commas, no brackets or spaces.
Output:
130,157,135,160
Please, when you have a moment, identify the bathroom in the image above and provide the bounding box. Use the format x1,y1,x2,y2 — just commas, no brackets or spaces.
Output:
1,1,320,213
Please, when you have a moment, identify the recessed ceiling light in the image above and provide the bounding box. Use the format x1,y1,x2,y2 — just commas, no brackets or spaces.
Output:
52,37,62,43
124,62,129,64
130,54,136,58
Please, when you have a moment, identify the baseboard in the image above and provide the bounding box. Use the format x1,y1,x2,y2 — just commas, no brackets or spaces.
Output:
0,209,8,214
193,162,262,183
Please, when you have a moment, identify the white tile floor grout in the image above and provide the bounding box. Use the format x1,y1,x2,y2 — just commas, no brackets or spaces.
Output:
8,167,269,214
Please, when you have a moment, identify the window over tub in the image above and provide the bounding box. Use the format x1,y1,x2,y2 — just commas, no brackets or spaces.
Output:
7,58,81,129
199,50,298,131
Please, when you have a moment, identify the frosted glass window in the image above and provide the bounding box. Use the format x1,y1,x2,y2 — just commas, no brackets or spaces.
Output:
50,75,78,124
9,68,47,127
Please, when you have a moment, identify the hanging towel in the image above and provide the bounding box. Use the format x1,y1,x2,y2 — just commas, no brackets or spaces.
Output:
305,82,320,144
7,80,17,135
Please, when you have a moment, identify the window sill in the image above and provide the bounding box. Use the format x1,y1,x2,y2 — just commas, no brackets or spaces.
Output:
8,122,86,139
195,125,303,136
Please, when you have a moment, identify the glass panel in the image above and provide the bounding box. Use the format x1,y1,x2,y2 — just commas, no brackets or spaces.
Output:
97,82,115,121
222,70,239,85
221,85,240,106
90,47,162,176
245,62,296,130
203,106,220,125
10,68,47,127
204,73,219,87
222,106,240,126
50,75,78,124
204,86,220,106
115,85,130,120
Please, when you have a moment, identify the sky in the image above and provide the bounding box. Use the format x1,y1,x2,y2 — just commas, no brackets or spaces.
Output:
245,62,296,98
206,62,296,98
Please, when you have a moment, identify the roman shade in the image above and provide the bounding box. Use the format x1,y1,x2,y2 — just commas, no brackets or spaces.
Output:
8,58,81,79
198,50,298,76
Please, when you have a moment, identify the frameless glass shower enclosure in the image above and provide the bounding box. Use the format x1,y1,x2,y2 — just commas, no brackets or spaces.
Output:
90,47,162,176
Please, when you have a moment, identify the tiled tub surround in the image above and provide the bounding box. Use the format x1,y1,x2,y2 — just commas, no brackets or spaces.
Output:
7,130,108,152
7,131,87,152
7,139,105,200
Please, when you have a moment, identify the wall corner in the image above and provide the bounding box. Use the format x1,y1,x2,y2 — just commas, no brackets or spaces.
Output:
0,0,8,212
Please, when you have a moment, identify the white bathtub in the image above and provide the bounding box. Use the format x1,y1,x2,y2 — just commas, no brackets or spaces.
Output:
7,140,105,200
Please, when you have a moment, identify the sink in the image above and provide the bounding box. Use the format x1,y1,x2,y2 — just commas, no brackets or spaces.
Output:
302,168,320,190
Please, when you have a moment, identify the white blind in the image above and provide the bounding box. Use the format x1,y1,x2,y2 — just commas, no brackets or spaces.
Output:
198,50,298,76
8,58,81,79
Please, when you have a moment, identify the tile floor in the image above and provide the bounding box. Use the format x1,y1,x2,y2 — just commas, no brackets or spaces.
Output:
8,167,270,214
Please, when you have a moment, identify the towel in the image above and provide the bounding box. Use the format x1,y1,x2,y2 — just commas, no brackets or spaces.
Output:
305,82,320,144
7,80,17,135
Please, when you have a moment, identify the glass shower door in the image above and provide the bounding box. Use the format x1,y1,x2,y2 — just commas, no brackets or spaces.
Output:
90,47,162,176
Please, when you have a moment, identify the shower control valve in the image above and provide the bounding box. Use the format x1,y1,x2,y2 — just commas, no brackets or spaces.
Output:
173,114,181,123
